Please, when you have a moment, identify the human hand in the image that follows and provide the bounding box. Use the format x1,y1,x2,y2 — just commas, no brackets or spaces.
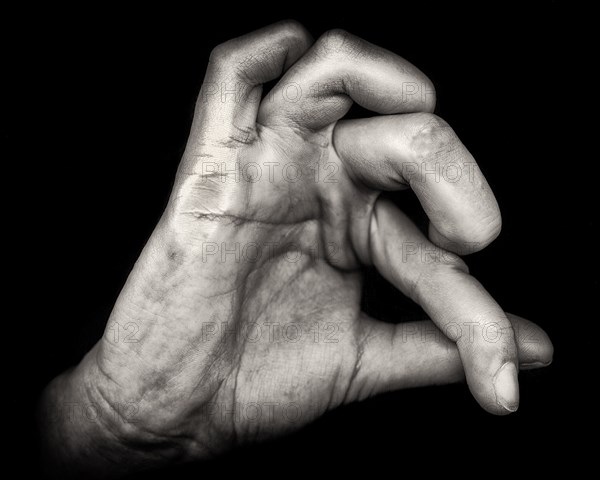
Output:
39,20,553,477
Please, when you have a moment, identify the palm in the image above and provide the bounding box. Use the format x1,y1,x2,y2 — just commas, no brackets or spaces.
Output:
97,122,379,450
174,124,377,443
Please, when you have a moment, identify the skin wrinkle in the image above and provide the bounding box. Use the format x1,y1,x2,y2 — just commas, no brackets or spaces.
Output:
185,179,223,197
87,367,187,451
227,359,243,446
219,279,253,446
341,321,367,405
94,350,125,389
243,254,315,324
352,319,387,402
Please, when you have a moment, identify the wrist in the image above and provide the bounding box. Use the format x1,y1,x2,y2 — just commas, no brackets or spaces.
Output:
38,345,187,478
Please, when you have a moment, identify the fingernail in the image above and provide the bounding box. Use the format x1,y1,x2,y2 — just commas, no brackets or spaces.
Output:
493,362,519,412
520,360,552,371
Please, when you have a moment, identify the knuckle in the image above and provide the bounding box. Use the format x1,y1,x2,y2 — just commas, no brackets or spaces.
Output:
209,21,310,73
208,42,259,84
422,79,437,111
276,19,309,39
410,113,457,162
316,28,357,56
209,41,237,68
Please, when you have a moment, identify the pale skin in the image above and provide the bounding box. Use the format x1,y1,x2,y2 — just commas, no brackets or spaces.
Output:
39,21,553,477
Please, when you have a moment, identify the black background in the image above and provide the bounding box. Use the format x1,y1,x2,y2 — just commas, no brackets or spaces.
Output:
6,2,595,477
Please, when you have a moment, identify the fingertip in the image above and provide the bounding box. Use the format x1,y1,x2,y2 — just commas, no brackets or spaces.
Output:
480,400,518,416
507,313,554,367
466,358,519,416
474,314,554,414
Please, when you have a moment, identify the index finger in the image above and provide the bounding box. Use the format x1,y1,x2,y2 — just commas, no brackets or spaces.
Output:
333,113,502,253
258,29,436,130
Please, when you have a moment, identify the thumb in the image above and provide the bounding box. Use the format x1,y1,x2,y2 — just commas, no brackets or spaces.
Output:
341,313,553,403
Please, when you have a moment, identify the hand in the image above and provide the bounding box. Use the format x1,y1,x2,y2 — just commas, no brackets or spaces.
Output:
39,21,553,477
